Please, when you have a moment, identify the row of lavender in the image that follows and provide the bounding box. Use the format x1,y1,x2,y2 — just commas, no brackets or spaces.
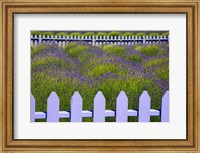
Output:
31,90,169,122
31,34,169,48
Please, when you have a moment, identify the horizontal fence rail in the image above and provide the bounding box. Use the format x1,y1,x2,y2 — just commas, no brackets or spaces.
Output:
31,35,169,48
31,90,169,122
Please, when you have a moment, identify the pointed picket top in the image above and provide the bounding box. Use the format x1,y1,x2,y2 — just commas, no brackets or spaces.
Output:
48,92,59,102
70,91,82,122
94,91,105,101
71,91,82,104
138,91,151,122
117,91,128,102
47,92,59,122
139,91,150,101
30,93,35,122
116,91,128,122
94,91,106,122
161,91,169,122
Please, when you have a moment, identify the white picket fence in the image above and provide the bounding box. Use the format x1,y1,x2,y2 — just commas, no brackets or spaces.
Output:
31,90,169,122
31,34,169,48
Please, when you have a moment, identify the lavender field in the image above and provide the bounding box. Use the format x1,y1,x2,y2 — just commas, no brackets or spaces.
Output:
31,40,169,122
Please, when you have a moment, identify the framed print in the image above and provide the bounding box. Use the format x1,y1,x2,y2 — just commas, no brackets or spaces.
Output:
0,0,200,152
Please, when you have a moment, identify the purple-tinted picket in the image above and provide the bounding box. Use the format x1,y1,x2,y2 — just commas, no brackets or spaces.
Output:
39,35,42,44
70,91,82,122
47,92,59,122
138,91,151,122
161,91,169,122
31,90,169,122
30,94,35,122
116,91,128,122
93,91,105,122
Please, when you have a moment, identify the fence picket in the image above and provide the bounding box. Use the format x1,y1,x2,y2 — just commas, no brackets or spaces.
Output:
70,91,82,122
161,91,169,122
31,34,169,48
39,35,42,44
138,91,151,122
93,91,105,122
31,90,169,122
30,94,35,122
116,91,128,122
47,92,59,122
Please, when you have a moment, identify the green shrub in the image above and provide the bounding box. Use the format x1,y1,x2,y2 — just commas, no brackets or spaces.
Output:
43,31,54,36
78,52,94,62
142,45,159,56
123,32,134,37
31,31,43,36
148,33,160,37
32,57,67,70
96,32,107,38
135,32,146,37
87,64,118,78
103,45,126,56
83,32,95,37
66,45,89,58
65,42,76,51
31,44,47,57
68,32,82,37
56,32,67,37
125,54,142,63
108,31,122,37
161,32,169,37
134,44,143,51
156,65,169,81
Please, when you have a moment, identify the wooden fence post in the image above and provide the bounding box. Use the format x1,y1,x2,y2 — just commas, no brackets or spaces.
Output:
70,91,82,122
93,91,105,122
47,92,60,122
138,91,151,122
116,91,128,122
30,94,35,122
161,91,169,122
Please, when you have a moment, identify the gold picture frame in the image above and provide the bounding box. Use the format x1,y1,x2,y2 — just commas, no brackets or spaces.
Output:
0,0,199,152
